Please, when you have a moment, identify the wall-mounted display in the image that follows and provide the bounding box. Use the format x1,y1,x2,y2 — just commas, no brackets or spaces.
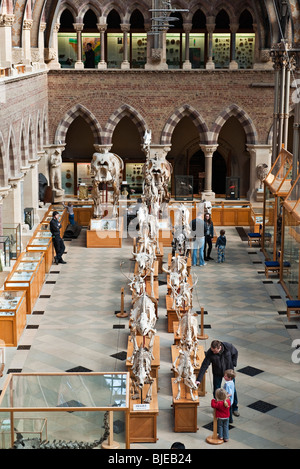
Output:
125,163,144,194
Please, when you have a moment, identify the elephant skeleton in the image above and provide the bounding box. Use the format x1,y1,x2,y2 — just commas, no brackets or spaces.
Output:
131,344,154,403
91,151,124,218
129,292,157,362
172,349,198,401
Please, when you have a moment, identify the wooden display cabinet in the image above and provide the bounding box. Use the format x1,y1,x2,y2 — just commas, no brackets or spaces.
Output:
26,233,53,273
171,378,199,432
4,254,45,314
73,203,94,226
86,218,123,248
129,379,158,443
0,291,27,346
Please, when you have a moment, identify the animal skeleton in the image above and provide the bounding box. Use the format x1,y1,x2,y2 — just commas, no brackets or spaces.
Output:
131,344,154,403
129,292,157,362
176,308,199,367
172,349,198,401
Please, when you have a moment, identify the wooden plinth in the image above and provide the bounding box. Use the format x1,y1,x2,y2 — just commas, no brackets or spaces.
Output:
156,243,164,273
145,279,159,301
126,335,160,387
171,378,199,433
171,343,206,397
129,379,158,443
86,229,122,248
159,230,173,247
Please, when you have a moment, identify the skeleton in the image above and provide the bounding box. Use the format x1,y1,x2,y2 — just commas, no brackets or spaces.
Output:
131,344,154,403
91,150,124,218
176,308,199,367
132,249,156,298
143,153,172,205
172,204,192,256
129,292,157,362
120,261,147,300
12,411,110,449
163,255,188,285
169,275,195,311
172,349,198,401
91,179,102,218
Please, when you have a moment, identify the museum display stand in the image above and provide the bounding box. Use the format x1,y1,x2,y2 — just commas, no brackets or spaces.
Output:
0,372,130,449
129,379,159,443
26,231,53,273
0,291,27,347
73,202,94,226
86,218,124,248
158,219,173,246
171,378,199,433
4,252,46,314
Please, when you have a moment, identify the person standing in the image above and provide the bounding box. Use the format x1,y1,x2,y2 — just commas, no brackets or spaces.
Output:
223,369,236,423
215,229,227,263
64,202,75,226
84,43,95,68
190,212,206,267
196,340,239,417
211,388,231,442
204,212,214,261
50,211,67,265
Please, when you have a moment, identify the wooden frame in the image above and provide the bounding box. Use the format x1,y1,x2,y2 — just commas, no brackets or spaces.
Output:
0,291,27,347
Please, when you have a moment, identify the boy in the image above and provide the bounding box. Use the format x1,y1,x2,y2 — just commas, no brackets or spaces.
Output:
216,229,226,263
223,369,236,423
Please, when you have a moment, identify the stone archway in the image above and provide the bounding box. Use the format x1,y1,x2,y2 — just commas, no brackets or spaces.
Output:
161,104,209,146
103,104,148,146
54,103,102,145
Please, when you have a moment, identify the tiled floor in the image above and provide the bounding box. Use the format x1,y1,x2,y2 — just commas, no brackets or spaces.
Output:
1,226,300,449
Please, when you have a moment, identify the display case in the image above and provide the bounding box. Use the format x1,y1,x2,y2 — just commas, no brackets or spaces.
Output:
226,177,240,200
0,236,11,269
2,223,21,260
26,232,53,273
125,163,144,194
0,372,130,449
175,175,193,201
0,290,27,346
87,218,123,248
4,252,45,314
24,207,34,230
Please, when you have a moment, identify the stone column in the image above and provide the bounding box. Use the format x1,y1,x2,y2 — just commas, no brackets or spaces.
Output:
97,23,107,70
23,19,33,71
182,23,192,70
205,17,215,70
38,21,46,69
200,144,217,200
246,144,272,202
73,22,84,69
23,155,41,225
47,23,61,69
229,23,239,70
121,23,130,70
0,14,15,69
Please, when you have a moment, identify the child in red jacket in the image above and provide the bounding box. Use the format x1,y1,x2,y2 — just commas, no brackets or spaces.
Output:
211,388,231,442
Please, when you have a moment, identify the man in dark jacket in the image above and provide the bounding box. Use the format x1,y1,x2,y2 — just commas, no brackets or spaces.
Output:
50,211,66,265
196,340,239,418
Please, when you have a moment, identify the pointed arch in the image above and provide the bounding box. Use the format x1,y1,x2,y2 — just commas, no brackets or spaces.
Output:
7,126,19,177
210,104,258,144
28,116,35,161
0,131,8,186
20,120,28,167
161,104,209,146
54,104,102,145
103,104,148,146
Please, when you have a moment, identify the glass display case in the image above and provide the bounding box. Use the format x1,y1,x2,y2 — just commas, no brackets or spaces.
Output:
0,236,11,269
131,33,147,68
26,234,53,274
125,163,144,194
281,209,300,299
175,175,193,201
166,33,183,69
0,290,27,346
0,372,130,449
226,177,240,200
24,207,34,230
2,223,21,260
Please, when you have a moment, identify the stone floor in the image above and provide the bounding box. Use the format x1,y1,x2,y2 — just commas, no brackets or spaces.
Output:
1,226,300,450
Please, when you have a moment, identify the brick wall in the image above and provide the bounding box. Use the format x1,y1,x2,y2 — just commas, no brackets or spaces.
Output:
47,69,276,145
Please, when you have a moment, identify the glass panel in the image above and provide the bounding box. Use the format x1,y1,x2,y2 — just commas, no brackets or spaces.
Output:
125,162,144,194
213,33,230,68
0,291,24,313
2,223,21,259
189,34,205,68
0,236,10,269
58,33,77,68
236,33,255,69
282,209,300,298
131,33,147,68
16,262,38,271
61,162,75,196
263,186,275,258
166,33,181,69
107,33,124,68
21,252,44,262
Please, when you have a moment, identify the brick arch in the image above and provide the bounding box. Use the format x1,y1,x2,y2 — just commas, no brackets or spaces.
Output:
103,104,148,146
7,126,19,177
160,104,210,145
54,104,102,145
210,104,258,144
20,120,28,167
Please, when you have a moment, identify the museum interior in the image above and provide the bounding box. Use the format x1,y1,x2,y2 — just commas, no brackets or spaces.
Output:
0,0,300,451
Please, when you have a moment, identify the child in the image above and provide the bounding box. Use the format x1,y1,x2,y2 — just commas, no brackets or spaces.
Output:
211,388,231,442
223,369,236,423
215,229,226,263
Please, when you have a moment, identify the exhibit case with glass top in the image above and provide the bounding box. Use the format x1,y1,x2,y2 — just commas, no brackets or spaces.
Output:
0,372,130,449
0,290,27,346
4,251,46,314
26,231,53,273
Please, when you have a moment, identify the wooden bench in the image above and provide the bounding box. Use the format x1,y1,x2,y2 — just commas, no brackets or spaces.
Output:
264,260,291,278
286,300,300,321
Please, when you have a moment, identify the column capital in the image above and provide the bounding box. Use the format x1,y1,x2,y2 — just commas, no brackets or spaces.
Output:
73,22,84,32
0,14,15,27
96,23,107,33
40,22,46,32
120,23,130,33
183,23,192,33
230,23,239,34
200,144,218,156
23,19,33,30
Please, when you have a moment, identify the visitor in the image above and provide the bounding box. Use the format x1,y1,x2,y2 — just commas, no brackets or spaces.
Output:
195,340,239,417
204,212,214,261
171,441,186,449
223,369,236,423
84,43,95,68
50,211,66,265
64,202,75,226
211,388,231,442
190,212,206,267
215,229,226,263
